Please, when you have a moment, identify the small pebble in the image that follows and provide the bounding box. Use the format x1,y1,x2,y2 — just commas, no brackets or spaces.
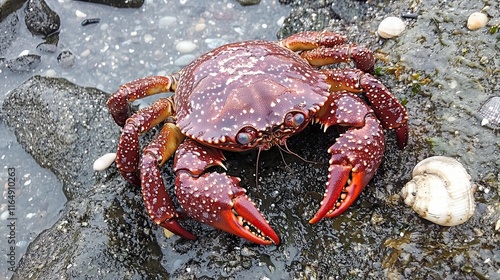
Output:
19,50,30,56
0,210,9,220
45,69,57,77
194,22,206,32
236,0,261,6
81,18,100,26
26,213,36,219
80,49,91,57
467,12,488,31
174,54,196,66
377,16,406,38
153,49,164,61
144,34,154,43
401,13,419,19
75,10,87,18
16,240,28,248
277,16,286,26
57,50,76,68
93,152,117,171
159,16,177,28
175,40,197,53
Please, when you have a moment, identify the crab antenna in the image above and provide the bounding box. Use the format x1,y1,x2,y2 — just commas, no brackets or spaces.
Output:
281,142,322,165
276,145,293,172
255,147,262,189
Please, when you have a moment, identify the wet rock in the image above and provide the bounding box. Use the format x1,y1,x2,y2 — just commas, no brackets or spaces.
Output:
0,10,20,55
3,76,169,279
236,0,261,6
36,32,59,53
2,54,41,72
74,0,144,8
0,0,26,22
10,183,170,280
57,50,75,68
2,76,114,199
24,0,60,36
277,1,341,39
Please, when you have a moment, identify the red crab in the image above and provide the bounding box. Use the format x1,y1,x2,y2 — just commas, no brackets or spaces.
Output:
107,31,408,245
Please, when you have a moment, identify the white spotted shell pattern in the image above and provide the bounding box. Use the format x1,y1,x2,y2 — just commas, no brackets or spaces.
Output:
401,156,476,226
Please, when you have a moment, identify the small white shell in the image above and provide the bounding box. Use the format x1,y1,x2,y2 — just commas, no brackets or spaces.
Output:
401,156,475,226
93,152,117,171
467,12,488,31
480,96,500,125
377,17,406,39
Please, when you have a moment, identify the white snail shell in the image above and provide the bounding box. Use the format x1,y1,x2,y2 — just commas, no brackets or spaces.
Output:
93,152,117,171
467,12,488,31
377,16,406,39
401,156,476,226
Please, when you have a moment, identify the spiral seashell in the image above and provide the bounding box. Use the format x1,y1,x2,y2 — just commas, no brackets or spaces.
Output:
377,17,406,39
401,156,475,226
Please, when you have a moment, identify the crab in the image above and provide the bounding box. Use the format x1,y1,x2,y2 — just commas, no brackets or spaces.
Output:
107,31,408,245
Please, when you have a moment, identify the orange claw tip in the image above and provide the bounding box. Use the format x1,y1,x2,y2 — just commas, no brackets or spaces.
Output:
213,195,280,245
233,196,280,245
309,164,351,224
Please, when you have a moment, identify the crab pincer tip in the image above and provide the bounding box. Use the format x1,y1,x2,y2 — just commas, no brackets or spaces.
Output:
231,196,280,245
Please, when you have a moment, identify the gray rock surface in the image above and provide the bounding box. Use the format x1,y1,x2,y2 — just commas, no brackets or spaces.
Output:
24,0,60,36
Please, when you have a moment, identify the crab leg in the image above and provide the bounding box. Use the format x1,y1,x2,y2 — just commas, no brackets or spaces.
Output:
310,91,385,223
173,139,280,245
280,31,347,51
115,97,176,185
321,68,409,149
279,31,376,73
107,75,177,126
139,122,195,239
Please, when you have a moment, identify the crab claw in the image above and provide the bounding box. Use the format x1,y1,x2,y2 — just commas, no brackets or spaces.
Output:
310,115,385,224
175,172,280,245
173,139,279,245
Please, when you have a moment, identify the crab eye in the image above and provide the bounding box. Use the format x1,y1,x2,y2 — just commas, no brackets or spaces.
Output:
237,132,252,145
285,112,306,128
236,127,257,145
